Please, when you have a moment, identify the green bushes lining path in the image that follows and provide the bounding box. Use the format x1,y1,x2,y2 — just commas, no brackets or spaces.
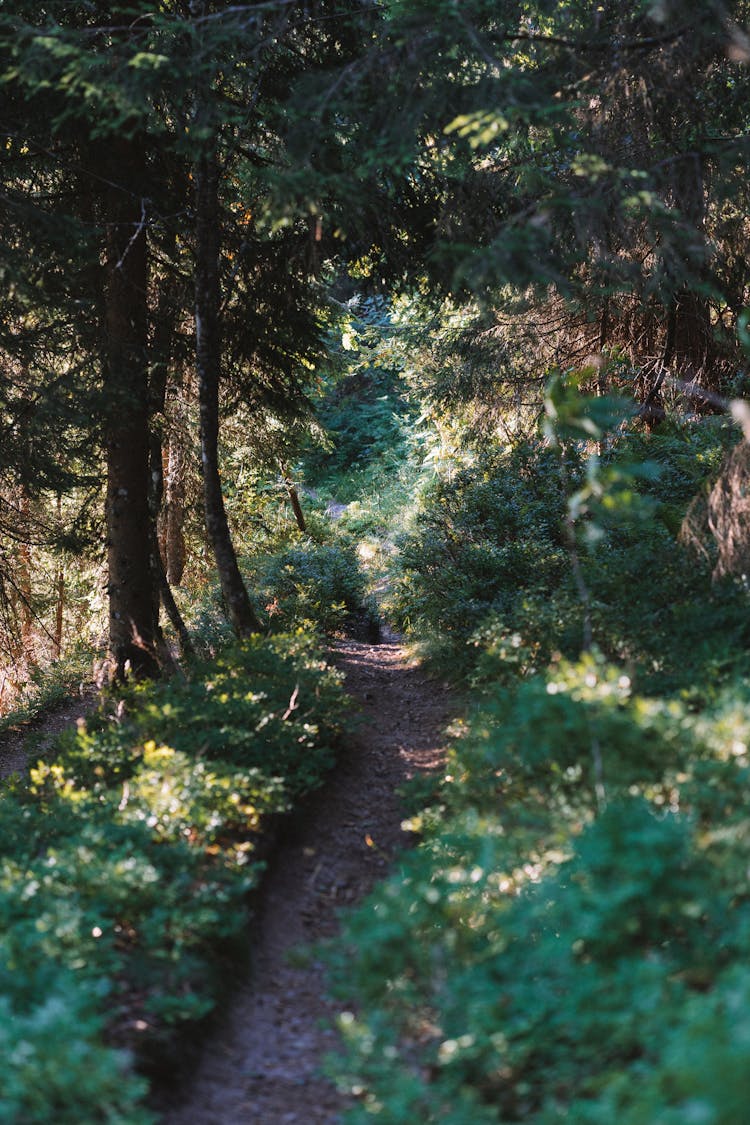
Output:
326,422,750,1122
328,653,750,1123
0,633,346,1124
259,542,369,636
388,430,750,689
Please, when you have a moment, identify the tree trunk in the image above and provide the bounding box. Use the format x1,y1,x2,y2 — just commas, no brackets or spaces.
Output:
148,271,194,660
53,568,64,661
194,140,262,637
155,545,196,659
280,462,307,533
161,412,188,586
17,489,35,667
53,493,64,660
103,137,160,680
671,151,713,378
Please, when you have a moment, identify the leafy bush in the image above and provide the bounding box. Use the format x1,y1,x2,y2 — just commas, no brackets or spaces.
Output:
0,980,152,1124
390,442,569,648
389,428,750,689
557,966,750,1124
326,656,750,1124
260,543,370,635
0,633,345,1119
304,362,415,490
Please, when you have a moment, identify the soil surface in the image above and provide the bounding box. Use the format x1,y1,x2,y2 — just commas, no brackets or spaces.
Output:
160,632,452,1125
0,688,97,781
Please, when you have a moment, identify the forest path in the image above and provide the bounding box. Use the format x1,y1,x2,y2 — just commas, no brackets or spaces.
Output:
159,631,451,1125
0,689,97,781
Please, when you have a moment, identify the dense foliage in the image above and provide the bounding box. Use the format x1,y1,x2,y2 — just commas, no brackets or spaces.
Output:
0,634,345,1121
329,655,750,1121
324,401,750,1121
390,418,748,684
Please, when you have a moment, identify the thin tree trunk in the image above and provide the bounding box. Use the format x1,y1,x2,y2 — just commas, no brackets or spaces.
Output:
162,431,188,585
280,462,307,533
148,268,194,660
194,140,262,637
103,136,160,680
159,353,189,588
18,489,34,667
53,493,64,660
671,151,712,377
53,568,64,661
154,538,195,658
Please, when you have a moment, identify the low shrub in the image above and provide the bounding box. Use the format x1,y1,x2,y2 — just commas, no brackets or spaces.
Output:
0,633,346,1120
260,543,370,635
389,442,568,649
389,429,750,690
304,364,415,490
0,978,152,1124
0,643,94,736
327,657,750,1123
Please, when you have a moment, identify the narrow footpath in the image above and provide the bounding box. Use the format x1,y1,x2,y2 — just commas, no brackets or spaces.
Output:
161,632,451,1125
0,689,96,781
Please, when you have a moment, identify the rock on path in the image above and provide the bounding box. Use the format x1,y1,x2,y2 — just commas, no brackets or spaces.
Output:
159,635,451,1125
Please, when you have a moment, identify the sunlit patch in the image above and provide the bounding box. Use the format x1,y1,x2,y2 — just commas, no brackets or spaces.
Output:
357,541,377,562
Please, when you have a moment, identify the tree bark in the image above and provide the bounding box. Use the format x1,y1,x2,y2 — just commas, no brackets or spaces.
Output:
280,462,307,533
17,489,34,667
103,137,161,680
53,493,64,660
53,569,64,661
162,431,188,585
148,271,194,659
159,351,189,588
194,141,262,637
671,151,712,377
155,544,196,658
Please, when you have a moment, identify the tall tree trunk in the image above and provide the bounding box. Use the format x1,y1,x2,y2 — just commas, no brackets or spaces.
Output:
53,572,64,661
103,137,160,680
148,267,194,660
162,432,188,585
194,140,262,637
671,151,712,377
159,357,189,588
17,489,34,667
52,493,64,661
53,581,64,659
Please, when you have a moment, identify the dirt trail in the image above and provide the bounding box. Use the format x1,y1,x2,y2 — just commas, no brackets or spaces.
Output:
160,633,451,1125
0,689,97,781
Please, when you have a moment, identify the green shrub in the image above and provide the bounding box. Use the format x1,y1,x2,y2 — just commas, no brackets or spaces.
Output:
0,980,152,1124
556,966,750,1125
390,442,568,646
389,429,750,690
0,632,346,1119
304,364,415,489
327,656,750,1124
260,543,369,634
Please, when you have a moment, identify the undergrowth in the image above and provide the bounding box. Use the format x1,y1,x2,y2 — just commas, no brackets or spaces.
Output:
388,421,749,689
325,403,750,1122
0,632,345,1122
0,644,95,737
